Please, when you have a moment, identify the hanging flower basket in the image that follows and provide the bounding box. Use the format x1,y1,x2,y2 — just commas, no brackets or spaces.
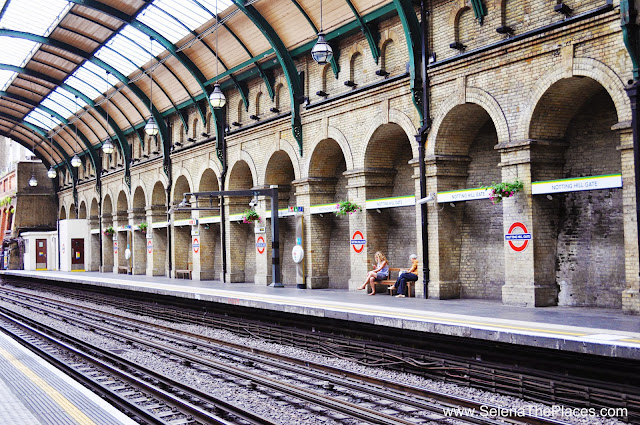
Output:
103,226,115,237
335,200,362,217
485,180,524,205
138,222,148,232
243,208,261,224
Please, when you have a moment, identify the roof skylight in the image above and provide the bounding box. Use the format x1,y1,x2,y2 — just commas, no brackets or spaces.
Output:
95,26,163,77
138,0,232,44
0,0,70,91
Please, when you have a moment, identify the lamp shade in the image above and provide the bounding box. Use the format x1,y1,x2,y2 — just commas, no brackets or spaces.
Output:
145,116,159,136
311,32,333,65
209,84,226,109
28,173,38,187
71,154,82,168
47,166,57,179
102,138,115,154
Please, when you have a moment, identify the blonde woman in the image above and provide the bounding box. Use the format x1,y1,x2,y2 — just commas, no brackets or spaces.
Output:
357,251,389,295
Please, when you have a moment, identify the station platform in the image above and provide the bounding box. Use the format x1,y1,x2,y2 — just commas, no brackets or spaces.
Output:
0,325,137,425
1,270,640,361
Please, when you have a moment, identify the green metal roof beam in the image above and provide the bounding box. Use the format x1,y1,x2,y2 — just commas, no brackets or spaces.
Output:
345,0,380,64
0,112,73,170
392,0,423,121
231,0,304,155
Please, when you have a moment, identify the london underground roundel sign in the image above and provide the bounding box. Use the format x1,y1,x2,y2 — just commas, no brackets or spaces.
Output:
256,236,266,254
505,222,532,252
351,231,365,253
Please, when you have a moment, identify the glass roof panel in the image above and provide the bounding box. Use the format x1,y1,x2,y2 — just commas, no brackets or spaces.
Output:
66,74,103,100
138,0,232,44
0,0,70,90
25,108,59,131
0,70,17,92
41,87,81,118
95,25,163,77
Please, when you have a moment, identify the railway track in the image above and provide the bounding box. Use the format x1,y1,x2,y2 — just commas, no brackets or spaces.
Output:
0,286,576,425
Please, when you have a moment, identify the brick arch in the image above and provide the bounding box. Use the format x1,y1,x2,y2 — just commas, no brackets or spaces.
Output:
521,58,630,138
346,42,365,81
116,189,129,213
194,159,222,192
198,168,220,192
359,108,419,164
304,126,353,177
90,198,98,219
150,181,167,207
132,185,146,209
102,193,113,216
226,151,257,190
260,139,301,182
428,87,509,155
78,200,87,219
59,204,67,220
171,169,195,202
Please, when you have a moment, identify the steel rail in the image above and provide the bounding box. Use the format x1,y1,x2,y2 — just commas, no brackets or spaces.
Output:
0,309,277,425
0,287,583,425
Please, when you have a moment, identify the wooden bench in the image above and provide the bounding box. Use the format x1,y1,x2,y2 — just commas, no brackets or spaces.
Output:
118,266,128,274
175,269,192,279
377,268,416,297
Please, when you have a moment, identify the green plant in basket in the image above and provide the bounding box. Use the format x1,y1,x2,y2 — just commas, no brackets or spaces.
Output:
243,208,261,224
485,180,523,204
335,200,362,216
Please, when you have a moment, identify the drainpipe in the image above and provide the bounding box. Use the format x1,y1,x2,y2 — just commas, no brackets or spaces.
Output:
166,181,172,278
415,0,432,298
220,126,228,283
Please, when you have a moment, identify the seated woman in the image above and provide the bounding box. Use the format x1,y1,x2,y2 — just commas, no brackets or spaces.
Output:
357,251,389,296
393,254,418,297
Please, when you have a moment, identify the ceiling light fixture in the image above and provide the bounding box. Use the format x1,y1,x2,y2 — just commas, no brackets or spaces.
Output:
102,71,115,154
47,130,56,178
311,0,333,65
144,37,160,136
71,95,82,168
29,159,38,187
209,0,226,109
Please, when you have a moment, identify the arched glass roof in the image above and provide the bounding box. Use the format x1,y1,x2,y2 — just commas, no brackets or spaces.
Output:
0,0,397,169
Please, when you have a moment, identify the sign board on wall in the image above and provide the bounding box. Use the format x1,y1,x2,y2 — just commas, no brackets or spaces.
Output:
350,231,365,253
505,222,532,252
532,174,622,195
365,196,415,210
256,235,266,254
436,188,491,203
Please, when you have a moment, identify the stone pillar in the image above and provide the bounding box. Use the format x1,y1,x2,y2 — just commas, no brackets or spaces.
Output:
344,168,395,291
147,206,167,276
294,178,337,289
99,212,113,273
425,154,469,299
88,215,100,271
130,207,146,275
226,196,250,282
499,140,559,307
617,124,640,314
253,192,270,285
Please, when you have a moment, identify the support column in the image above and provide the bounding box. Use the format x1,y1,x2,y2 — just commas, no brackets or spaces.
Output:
499,140,560,307
226,196,250,282
130,207,146,275
100,213,113,273
88,215,100,271
425,155,469,299
147,206,167,276
617,123,640,313
294,178,336,289
344,168,395,291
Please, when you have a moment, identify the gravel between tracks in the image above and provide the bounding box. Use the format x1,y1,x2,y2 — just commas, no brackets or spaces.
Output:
0,285,628,425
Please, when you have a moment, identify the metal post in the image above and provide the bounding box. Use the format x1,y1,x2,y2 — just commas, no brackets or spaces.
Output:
416,0,431,298
626,82,640,281
269,185,282,287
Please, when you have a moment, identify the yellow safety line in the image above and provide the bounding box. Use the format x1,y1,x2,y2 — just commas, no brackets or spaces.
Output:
622,339,640,343
0,346,98,425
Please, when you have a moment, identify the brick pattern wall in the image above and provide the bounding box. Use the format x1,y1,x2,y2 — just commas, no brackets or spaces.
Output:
459,120,503,299
555,89,624,308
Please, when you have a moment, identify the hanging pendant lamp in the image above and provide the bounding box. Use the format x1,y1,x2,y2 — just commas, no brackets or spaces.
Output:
209,0,226,109
71,96,81,168
145,37,160,136
47,133,57,178
312,0,333,65
103,71,115,154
